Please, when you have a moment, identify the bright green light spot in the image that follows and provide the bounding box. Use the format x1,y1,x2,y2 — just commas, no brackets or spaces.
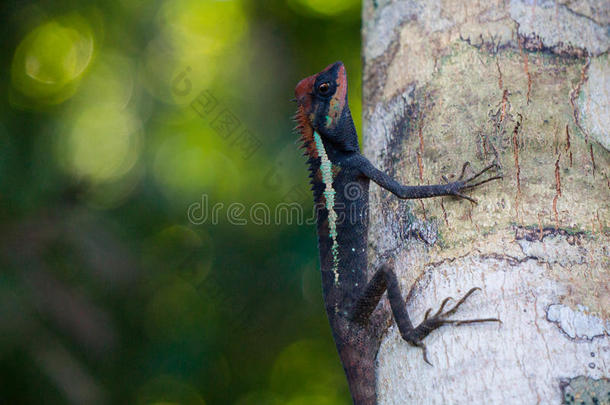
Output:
11,14,94,105
76,50,135,109
143,0,247,103
288,0,359,16
58,105,141,182
271,339,349,402
152,129,241,202
160,0,247,54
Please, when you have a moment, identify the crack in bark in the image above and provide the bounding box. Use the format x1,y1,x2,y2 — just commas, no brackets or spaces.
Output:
565,124,573,167
417,126,425,182
553,153,562,229
558,1,608,26
512,114,523,223
418,200,427,221
569,58,591,143
460,17,594,59
594,210,603,235
467,205,480,232
500,89,509,122
424,249,537,270
496,58,503,90
518,35,533,104
440,198,449,228
478,252,537,266
514,225,586,244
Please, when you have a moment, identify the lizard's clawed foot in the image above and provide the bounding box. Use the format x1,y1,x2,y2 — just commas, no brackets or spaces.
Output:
443,162,503,204
402,287,501,365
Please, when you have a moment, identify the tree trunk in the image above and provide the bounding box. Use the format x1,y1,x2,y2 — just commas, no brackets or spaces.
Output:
362,0,609,403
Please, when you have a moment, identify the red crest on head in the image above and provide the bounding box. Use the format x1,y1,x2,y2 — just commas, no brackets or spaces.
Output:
295,74,315,104
293,62,348,160
294,72,318,160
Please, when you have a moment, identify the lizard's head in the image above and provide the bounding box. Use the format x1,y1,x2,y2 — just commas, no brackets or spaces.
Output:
294,61,356,158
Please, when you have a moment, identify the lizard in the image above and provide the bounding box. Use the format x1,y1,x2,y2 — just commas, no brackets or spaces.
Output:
293,61,502,405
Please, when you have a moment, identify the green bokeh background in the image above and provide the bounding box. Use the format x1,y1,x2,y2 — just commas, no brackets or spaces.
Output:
0,1,362,403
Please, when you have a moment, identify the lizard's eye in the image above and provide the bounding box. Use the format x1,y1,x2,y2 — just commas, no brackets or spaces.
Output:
318,82,330,95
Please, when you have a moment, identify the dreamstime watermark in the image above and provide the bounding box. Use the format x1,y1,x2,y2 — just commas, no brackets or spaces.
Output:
172,66,262,160
172,66,308,203
187,182,375,226
187,195,310,225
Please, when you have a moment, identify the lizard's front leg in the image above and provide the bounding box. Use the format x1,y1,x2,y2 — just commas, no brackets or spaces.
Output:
354,154,501,202
349,263,500,365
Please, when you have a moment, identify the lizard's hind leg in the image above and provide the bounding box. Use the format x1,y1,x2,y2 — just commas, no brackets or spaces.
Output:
348,263,500,365
403,287,501,365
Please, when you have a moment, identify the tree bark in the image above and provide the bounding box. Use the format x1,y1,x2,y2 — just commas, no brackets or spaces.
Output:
362,0,609,403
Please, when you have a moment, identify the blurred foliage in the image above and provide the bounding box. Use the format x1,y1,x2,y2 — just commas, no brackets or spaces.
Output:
0,0,361,404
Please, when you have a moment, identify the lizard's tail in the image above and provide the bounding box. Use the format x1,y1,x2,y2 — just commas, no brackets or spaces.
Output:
339,339,379,405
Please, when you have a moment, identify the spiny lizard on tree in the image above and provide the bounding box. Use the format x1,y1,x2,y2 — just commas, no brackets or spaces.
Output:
293,62,502,405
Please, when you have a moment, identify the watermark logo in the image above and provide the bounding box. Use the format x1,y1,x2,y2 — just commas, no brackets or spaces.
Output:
172,66,308,202
186,183,376,226
172,67,262,161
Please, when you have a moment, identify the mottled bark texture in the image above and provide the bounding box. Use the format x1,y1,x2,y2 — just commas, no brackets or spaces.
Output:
362,0,609,403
